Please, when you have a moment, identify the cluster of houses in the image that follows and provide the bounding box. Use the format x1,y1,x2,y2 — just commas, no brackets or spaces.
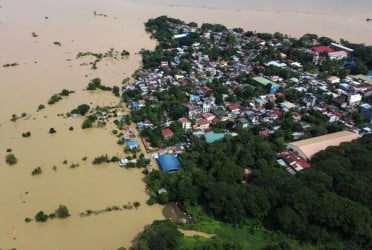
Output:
122,20,372,172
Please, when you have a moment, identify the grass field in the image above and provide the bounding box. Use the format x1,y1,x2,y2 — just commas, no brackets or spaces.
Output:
178,206,320,250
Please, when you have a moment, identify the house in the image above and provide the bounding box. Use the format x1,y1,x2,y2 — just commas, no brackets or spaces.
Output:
304,93,317,107
238,118,249,128
328,51,348,60
332,95,347,109
347,94,362,105
278,151,310,172
157,154,180,172
229,104,240,113
126,140,139,150
193,118,210,130
202,100,212,112
178,117,192,130
311,46,334,54
160,61,169,68
202,112,216,121
281,101,297,111
327,76,340,84
161,128,174,139
138,99,146,108
360,103,372,120
205,132,225,143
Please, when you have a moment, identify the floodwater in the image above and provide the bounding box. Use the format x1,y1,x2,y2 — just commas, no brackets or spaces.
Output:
0,0,371,249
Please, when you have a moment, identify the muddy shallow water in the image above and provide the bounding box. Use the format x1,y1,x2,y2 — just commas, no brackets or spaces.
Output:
0,0,371,249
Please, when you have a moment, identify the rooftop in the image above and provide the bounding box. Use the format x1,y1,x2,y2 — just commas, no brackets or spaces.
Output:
253,76,280,87
288,131,360,160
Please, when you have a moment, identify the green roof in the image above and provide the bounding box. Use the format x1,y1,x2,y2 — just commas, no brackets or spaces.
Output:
238,118,249,124
205,132,225,143
253,77,279,87
212,109,225,117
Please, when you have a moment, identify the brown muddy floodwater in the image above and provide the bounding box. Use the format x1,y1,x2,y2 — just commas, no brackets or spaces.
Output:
0,0,371,249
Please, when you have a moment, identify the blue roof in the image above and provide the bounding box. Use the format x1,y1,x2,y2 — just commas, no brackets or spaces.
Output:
132,102,139,109
256,98,264,103
205,132,225,144
127,140,138,147
158,154,180,172
191,95,200,101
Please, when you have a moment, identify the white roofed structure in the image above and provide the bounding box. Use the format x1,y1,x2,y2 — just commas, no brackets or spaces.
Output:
287,131,360,160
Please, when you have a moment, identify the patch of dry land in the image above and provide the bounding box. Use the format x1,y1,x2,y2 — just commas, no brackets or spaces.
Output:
0,0,371,249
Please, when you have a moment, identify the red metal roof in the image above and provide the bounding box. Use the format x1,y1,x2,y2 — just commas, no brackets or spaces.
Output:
312,46,334,53
161,128,174,137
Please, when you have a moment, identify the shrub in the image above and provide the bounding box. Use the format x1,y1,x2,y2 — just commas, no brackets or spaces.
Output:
49,128,56,134
31,167,43,176
82,118,93,129
92,154,109,164
69,126,74,131
110,156,120,162
55,204,70,219
5,154,17,165
77,104,90,115
133,201,141,208
48,94,62,105
35,211,49,222
24,217,32,223
38,104,45,110
22,131,31,137
60,89,74,96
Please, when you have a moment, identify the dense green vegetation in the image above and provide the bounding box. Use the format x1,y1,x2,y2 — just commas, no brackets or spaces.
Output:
3,62,18,67
22,131,31,138
134,220,183,250
92,154,120,164
86,77,112,91
31,166,43,176
55,205,70,218
81,115,97,129
145,133,372,249
33,205,70,223
5,153,18,165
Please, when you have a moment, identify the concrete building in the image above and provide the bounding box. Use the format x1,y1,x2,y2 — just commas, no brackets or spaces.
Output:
287,131,360,160
157,154,180,172
253,76,281,93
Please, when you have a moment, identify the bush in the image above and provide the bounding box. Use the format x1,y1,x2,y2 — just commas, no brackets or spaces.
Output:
69,126,74,131
31,167,43,176
133,201,141,208
77,104,90,115
49,128,56,134
5,154,17,165
60,89,74,96
35,211,49,222
22,131,31,137
24,217,32,223
82,118,93,129
92,154,109,164
38,104,45,110
55,205,70,219
48,94,62,105
110,156,120,162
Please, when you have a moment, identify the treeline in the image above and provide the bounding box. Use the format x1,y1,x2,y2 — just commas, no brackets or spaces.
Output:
146,133,372,249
